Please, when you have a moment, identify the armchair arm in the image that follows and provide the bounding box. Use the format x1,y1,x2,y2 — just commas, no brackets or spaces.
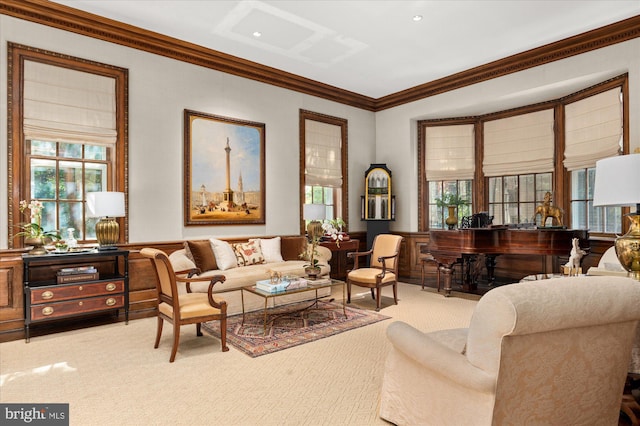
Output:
176,274,225,294
347,249,372,269
386,321,495,393
377,253,399,279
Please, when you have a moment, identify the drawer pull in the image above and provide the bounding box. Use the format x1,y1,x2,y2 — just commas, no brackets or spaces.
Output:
41,291,54,300
78,301,83,306
42,306,54,316
106,298,117,306
78,286,83,291
105,283,117,291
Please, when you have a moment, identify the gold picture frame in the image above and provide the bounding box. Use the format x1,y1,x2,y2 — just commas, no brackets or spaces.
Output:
184,109,265,226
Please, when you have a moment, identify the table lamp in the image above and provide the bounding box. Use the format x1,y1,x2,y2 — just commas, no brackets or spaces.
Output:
593,153,640,280
303,204,326,242
87,191,125,250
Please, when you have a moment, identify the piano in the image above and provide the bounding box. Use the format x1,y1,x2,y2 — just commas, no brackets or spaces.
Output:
427,227,589,296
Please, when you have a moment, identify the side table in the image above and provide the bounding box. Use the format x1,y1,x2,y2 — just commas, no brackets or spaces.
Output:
320,239,359,280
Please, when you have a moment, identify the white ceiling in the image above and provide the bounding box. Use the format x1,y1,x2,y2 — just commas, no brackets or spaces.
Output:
51,0,640,99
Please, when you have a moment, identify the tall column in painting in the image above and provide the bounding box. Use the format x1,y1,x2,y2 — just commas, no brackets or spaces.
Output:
222,137,234,210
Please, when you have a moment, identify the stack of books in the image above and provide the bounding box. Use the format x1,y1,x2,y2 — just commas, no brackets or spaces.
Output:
56,266,99,284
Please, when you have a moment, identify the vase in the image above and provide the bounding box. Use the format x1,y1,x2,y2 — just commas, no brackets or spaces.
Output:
305,266,321,279
24,236,48,255
445,205,458,230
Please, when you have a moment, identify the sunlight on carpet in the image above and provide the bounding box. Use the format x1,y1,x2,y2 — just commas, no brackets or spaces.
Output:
202,300,389,357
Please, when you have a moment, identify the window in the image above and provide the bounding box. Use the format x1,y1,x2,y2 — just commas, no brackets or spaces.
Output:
419,122,475,230
300,110,348,231
565,87,624,234
8,44,128,247
428,180,473,229
27,140,110,240
488,173,552,225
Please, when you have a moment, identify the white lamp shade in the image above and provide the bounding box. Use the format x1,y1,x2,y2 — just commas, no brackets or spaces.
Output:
303,204,326,221
593,154,640,207
87,192,125,217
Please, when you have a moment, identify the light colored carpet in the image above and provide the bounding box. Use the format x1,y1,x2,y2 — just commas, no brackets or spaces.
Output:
0,283,478,426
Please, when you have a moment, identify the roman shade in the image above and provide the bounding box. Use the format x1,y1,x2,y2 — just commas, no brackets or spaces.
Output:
483,109,555,177
425,124,475,180
305,119,342,187
23,60,117,145
564,88,622,171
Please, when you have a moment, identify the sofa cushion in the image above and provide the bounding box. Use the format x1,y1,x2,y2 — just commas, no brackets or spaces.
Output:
251,237,284,263
281,236,307,261
233,240,265,266
185,240,218,272
210,238,237,270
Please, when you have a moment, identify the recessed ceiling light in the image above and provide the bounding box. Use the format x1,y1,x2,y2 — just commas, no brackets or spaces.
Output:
413,15,423,21
253,31,262,38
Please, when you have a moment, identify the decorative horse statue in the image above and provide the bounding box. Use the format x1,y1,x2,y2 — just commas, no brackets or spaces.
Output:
534,192,564,227
564,237,587,276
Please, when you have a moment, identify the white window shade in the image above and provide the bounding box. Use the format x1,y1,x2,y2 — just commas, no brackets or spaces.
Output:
564,88,622,171
425,124,475,180
483,109,555,177
24,60,117,145
305,119,342,187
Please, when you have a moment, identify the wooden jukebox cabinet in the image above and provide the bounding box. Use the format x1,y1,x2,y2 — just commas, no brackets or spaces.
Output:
362,163,395,248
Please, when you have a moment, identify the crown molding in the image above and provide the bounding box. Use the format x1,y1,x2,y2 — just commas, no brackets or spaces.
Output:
2,1,640,112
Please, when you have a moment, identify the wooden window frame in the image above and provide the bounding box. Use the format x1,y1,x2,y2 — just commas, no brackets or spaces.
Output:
8,43,128,248
299,110,348,234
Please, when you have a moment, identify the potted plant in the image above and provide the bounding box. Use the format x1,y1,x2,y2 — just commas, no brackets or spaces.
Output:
15,199,61,254
300,239,323,278
435,193,469,230
322,218,348,247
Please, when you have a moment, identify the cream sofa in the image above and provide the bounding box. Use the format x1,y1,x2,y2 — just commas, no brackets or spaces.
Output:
379,276,640,425
168,236,332,315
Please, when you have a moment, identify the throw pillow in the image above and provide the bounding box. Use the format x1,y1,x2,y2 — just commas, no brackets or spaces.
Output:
280,236,307,261
251,237,283,263
185,240,218,272
233,240,265,266
209,238,237,271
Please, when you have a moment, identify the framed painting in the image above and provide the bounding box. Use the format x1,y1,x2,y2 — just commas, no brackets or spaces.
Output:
184,109,265,226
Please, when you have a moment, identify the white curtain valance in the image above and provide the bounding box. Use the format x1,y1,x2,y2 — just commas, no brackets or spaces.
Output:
483,109,555,177
425,124,475,180
23,60,117,145
305,119,342,187
564,88,622,171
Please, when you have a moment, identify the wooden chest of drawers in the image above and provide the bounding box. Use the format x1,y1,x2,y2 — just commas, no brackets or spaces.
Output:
23,250,129,342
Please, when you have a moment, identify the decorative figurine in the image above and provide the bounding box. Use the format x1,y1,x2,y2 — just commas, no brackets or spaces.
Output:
534,192,564,227
564,237,588,276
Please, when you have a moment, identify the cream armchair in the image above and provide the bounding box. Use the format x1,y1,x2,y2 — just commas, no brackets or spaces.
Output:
379,276,640,425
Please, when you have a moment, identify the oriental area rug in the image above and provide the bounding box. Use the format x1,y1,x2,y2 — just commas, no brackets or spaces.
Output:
202,301,389,357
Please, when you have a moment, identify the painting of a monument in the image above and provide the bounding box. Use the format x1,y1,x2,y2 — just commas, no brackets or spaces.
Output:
184,110,265,225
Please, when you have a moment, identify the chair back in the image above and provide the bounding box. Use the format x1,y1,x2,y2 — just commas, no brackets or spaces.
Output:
465,276,640,424
141,248,179,310
370,234,403,271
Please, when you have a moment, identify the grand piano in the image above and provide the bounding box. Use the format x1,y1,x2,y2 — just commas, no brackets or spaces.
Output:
428,227,589,296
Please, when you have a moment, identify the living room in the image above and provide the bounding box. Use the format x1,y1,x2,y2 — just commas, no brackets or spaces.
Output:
2,1,640,424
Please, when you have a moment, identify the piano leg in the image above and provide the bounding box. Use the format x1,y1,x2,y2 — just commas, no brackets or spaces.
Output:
485,255,497,285
439,263,456,297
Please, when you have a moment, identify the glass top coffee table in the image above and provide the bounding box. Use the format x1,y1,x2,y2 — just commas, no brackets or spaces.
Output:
241,277,346,335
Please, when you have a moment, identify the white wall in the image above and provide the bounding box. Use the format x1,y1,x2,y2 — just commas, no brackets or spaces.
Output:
0,16,376,248
377,38,640,232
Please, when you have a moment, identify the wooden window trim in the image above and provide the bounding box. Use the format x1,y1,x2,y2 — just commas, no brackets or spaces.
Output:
299,110,348,235
7,43,129,248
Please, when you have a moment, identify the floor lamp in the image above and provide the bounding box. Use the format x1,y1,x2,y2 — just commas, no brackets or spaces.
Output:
593,154,640,280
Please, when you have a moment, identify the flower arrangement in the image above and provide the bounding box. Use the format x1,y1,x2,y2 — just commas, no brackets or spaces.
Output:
15,199,60,242
322,218,346,248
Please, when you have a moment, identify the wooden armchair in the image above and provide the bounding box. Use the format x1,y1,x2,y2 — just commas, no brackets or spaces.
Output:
141,248,229,362
346,234,403,311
